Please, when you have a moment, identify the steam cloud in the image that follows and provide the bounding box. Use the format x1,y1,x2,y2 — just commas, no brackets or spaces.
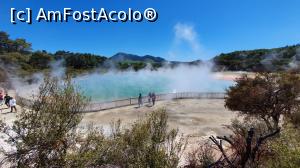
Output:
12,63,233,102
261,46,300,70
68,63,232,101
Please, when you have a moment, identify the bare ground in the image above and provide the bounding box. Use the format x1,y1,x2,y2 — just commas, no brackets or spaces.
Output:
0,94,237,166
81,99,237,149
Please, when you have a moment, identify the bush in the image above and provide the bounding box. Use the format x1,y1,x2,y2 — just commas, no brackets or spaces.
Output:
265,126,300,168
185,142,215,168
68,109,186,168
0,52,29,65
290,109,300,128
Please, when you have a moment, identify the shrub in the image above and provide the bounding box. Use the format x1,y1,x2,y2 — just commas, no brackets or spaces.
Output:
185,142,215,168
68,109,187,168
0,52,29,65
0,77,88,167
265,126,300,168
290,109,300,128
206,119,279,168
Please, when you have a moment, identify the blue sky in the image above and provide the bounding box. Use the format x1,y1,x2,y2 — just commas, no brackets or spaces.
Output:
0,0,300,61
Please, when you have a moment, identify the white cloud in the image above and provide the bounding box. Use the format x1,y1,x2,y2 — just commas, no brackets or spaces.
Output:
168,23,205,60
174,23,198,45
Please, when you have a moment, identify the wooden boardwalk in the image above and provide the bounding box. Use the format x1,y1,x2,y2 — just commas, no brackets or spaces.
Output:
85,92,225,112
16,92,226,112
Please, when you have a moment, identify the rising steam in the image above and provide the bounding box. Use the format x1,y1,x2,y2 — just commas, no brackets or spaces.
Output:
12,62,233,101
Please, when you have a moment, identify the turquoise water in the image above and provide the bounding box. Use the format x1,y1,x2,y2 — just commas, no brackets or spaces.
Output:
73,68,234,102
74,72,170,101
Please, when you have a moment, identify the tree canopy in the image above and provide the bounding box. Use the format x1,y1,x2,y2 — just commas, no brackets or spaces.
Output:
225,73,300,129
0,31,31,53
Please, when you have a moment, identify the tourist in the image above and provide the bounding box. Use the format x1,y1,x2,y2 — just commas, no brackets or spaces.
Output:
138,93,143,107
9,97,17,113
4,93,11,108
0,91,3,105
0,91,3,113
148,92,152,104
152,92,156,106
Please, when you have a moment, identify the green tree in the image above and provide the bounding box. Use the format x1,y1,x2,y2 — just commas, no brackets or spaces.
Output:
13,38,32,53
0,32,32,53
54,51,107,70
29,51,53,69
0,31,10,53
225,73,300,130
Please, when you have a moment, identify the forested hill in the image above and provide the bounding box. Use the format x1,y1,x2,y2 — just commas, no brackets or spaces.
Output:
1,30,300,77
110,52,166,63
213,45,300,72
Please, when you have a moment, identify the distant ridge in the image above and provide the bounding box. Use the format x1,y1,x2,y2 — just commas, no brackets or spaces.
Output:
213,44,300,71
109,52,166,63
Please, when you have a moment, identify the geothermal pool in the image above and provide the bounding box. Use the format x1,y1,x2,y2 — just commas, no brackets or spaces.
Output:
73,67,234,102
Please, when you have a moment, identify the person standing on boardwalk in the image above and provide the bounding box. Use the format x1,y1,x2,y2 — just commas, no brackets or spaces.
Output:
138,93,143,108
152,92,156,106
148,92,152,104
9,97,17,113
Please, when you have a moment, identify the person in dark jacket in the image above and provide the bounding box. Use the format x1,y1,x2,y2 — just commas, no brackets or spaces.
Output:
152,92,156,106
4,93,11,108
148,92,152,104
138,93,143,107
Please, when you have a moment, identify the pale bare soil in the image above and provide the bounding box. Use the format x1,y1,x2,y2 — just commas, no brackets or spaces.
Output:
81,99,237,149
213,71,255,81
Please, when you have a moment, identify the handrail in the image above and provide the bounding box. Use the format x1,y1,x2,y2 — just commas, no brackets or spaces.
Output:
16,92,225,113
85,92,225,112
